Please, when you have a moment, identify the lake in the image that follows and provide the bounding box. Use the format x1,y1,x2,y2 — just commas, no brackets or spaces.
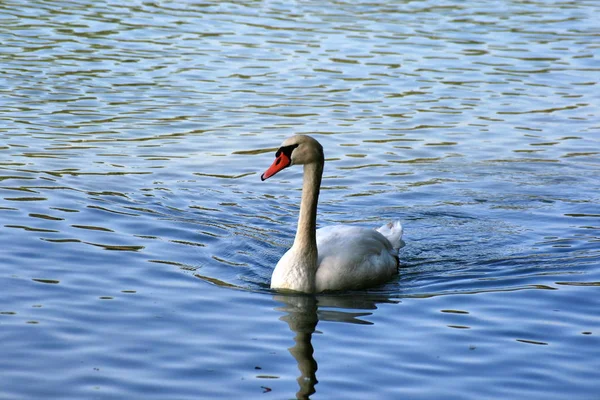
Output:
1,0,599,399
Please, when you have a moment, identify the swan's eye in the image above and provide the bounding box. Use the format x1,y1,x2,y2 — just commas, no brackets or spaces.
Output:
279,144,299,158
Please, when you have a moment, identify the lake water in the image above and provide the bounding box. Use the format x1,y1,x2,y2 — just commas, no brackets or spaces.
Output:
1,0,600,398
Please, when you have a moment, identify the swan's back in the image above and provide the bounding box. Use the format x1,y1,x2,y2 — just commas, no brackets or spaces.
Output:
315,222,403,292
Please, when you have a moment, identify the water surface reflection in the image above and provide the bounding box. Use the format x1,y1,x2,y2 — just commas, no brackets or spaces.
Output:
274,293,399,399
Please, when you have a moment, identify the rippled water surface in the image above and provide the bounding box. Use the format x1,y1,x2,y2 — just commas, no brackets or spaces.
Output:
2,1,600,398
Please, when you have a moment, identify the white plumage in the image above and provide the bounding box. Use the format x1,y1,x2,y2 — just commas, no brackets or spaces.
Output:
262,135,403,293
315,224,403,292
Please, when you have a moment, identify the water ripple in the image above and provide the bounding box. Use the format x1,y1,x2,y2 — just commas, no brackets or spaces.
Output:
1,0,600,399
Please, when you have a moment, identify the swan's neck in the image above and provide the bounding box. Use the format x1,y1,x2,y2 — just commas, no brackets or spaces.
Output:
271,160,323,293
293,161,323,253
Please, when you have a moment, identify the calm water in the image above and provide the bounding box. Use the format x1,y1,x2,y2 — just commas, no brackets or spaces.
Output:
1,0,600,398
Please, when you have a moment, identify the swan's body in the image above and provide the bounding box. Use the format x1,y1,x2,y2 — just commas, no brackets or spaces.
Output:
262,135,403,293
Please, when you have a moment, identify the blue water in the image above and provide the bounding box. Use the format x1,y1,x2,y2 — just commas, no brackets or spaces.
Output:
1,0,600,398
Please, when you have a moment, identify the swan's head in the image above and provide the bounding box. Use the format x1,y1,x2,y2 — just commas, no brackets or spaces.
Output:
261,135,324,181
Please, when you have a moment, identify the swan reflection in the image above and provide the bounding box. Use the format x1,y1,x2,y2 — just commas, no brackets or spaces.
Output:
273,293,398,399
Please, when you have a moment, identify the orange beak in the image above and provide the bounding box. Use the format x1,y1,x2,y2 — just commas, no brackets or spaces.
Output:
261,153,291,181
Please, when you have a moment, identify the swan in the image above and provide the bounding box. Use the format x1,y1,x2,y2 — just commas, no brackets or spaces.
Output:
261,135,403,293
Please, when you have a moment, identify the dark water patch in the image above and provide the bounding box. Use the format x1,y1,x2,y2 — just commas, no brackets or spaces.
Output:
4,197,47,201
29,213,64,221
32,279,60,285
5,225,59,233
516,339,549,346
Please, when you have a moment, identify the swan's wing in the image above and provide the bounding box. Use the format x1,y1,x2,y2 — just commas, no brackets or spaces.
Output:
315,225,398,291
375,220,403,250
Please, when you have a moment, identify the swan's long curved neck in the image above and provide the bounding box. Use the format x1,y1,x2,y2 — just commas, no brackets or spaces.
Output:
293,161,323,254
273,160,323,293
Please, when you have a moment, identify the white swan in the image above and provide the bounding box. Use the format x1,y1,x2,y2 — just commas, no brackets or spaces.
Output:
261,135,403,293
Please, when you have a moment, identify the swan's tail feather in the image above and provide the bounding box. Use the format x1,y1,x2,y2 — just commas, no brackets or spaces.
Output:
376,220,403,251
